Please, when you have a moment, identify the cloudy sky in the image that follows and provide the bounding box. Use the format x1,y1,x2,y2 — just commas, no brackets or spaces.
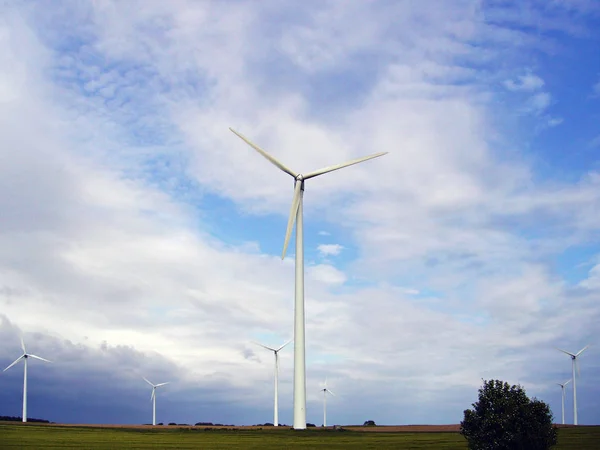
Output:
1,0,599,427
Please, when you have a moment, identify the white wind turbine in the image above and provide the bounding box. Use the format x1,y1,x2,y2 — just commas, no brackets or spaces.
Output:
3,338,51,422
252,339,292,426
556,344,590,425
556,379,571,425
230,127,387,429
320,378,335,427
143,377,170,426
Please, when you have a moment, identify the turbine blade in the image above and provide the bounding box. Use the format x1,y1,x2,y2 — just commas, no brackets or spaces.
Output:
151,389,155,401
251,341,276,352
303,152,388,180
3,355,24,372
327,389,335,396
556,348,576,357
20,337,26,354
281,181,302,260
564,379,571,386
28,355,51,363
155,382,170,387
576,344,591,357
143,377,154,386
577,359,581,378
229,128,297,178
277,339,293,352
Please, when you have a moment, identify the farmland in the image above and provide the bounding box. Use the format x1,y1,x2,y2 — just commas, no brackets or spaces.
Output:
1,422,599,449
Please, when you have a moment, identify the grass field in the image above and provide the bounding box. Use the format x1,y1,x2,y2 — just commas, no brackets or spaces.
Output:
1,423,599,449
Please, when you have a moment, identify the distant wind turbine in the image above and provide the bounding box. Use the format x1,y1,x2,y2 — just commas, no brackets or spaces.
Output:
252,339,292,427
556,344,590,425
556,379,571,425
230,127,387,429
320,378,335,427
143,377,169,426
3,338,51,422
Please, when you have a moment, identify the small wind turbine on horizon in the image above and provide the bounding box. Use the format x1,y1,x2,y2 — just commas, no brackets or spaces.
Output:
252,339,292,426
143,377,169,426
320,378,335,427
556,344,590,425
230,127,387,429
3,337,51,422
556,379,571,425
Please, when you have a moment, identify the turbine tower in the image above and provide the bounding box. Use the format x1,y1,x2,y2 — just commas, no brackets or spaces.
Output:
143,377,169,426
230,127,387,429
320,378,335,427
3,338,51,422
556,345,590,425
556,379,571,425
252,339,292,426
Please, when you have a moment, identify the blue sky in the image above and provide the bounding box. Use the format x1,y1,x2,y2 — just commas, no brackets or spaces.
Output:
1,0,600,427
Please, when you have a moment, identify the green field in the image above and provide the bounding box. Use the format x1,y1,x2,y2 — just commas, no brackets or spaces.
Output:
1,423,599,449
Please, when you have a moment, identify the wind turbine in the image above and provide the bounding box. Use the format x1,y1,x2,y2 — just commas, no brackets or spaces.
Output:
320,378,335,427
3,338,51,422
252,339,292,426
143,377,169,426
230,127,387,429
556,379,571,425
556,344,590,425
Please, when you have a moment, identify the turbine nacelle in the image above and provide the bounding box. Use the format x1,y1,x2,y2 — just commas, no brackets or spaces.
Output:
144,377,169,391
320,378,335,396
229,127,388,260
3,338,51,372
252,339,293,355
557,379,571,388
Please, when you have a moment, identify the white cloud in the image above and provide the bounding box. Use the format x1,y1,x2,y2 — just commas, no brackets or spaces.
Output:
317,244,344,257
503,72,553,116
579,263,600,290
403,288,420,295
527,91,552,114
546,117,563,127
307,264,347,285
504,73,545,91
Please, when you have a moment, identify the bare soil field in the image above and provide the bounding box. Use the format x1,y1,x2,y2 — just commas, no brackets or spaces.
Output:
6,422,580,432
346,424,460,432
12,422,464,432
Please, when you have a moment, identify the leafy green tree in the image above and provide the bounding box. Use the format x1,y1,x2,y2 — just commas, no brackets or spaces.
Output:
461,379,558,450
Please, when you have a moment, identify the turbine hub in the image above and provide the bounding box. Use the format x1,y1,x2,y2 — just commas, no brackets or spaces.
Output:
296,174,304,181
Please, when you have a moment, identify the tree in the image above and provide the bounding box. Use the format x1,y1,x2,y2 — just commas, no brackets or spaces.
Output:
461,379,557,450
363,420,376,426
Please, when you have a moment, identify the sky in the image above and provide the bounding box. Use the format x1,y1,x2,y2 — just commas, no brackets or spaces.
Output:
0,0,599,427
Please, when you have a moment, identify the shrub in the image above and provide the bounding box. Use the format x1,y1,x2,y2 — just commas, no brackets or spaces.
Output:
363,420,376,426
461,379,558,450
